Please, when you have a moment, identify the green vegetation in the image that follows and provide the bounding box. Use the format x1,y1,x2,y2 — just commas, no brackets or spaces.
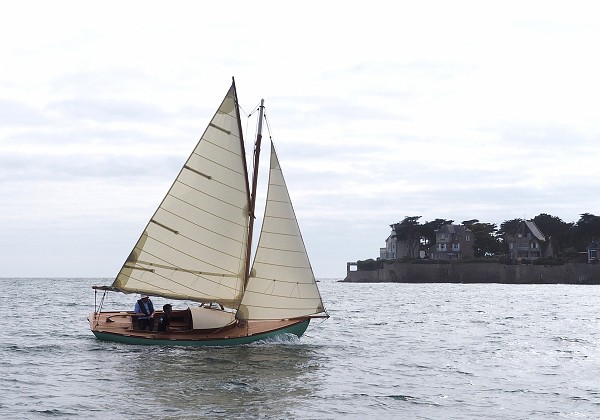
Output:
356,259,384,271
387,213,600,262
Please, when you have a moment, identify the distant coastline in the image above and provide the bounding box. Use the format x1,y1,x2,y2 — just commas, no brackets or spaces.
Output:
342,261,600,284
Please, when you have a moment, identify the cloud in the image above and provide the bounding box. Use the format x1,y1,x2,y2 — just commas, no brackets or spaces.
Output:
48,97,167,124
0,0,598,278
0,99,51,126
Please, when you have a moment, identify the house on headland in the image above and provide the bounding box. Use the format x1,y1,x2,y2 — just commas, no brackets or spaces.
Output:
380,229,412,260
588,240,599,263
380,231,396,260
506,220,557,262
428,224,474,260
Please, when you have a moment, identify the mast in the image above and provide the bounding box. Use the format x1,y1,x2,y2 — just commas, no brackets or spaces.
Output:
244,99,265,288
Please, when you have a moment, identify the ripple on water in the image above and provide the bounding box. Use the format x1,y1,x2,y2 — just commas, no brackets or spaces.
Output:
2,279,600,419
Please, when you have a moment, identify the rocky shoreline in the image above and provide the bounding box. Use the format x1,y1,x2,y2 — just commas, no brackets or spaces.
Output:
342,262,600,284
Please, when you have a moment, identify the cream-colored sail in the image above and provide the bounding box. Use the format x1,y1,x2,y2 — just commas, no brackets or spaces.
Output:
111,84,250,306
238,143,325,320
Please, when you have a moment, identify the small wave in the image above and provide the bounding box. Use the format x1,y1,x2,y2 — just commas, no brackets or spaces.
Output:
505,388,534,394
368,394,441,407
553,336,589,344
30,408,76,416
3,343,64,354
250,333,302,346
456,370,475,376
223,380,251,390
385,394,418,402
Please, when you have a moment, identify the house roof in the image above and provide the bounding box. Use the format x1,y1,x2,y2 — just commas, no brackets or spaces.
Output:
524,220,545,241
437,224,471,235
588,240,600,250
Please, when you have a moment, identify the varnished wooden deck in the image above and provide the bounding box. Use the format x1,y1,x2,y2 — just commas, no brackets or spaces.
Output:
88,310,310,343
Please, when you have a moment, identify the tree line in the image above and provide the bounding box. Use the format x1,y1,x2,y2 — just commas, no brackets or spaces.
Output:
390,213,600,259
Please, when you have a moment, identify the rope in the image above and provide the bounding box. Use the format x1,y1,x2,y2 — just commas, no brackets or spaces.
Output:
244,102,277,148
93,290,109,328
264,112,274,141
241,102,264,178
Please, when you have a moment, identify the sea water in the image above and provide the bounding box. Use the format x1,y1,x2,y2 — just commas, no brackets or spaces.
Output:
1,278,599,419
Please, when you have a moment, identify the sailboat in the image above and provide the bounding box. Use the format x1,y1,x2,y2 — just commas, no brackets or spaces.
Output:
89,78,328,346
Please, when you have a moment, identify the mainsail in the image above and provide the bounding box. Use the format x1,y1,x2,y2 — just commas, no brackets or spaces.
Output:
238,143,325,320
111,84,250,306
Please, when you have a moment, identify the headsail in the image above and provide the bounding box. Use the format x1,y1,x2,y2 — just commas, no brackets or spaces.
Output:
238,143,325,320
111,83,250,306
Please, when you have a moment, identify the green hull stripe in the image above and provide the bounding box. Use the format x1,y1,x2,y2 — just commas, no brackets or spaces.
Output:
92,319,310,346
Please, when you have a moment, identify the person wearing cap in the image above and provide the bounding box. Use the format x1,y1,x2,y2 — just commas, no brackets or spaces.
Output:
134,295,155,331
157,304,173,332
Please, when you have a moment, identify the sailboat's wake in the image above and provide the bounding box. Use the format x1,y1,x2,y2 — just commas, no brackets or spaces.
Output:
249,333,302,346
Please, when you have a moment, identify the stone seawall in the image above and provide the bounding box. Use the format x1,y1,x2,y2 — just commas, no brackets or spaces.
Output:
343,262,600,284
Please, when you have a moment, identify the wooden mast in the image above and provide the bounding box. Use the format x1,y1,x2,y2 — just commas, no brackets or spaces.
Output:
243,98,265,288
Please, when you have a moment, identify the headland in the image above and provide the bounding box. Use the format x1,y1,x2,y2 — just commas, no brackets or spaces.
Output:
343,261,600,284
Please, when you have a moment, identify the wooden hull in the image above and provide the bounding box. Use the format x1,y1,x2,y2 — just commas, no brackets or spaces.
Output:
88,311,311,346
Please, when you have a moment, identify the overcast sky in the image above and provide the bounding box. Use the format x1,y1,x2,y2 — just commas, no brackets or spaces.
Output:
1,1,598,279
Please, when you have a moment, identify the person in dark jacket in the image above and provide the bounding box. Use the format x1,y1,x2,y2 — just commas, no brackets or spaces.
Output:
134,295,155,331
157,304,173,332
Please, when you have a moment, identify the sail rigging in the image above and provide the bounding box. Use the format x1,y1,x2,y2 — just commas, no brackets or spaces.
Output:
98,79,326,326
244,99,265,289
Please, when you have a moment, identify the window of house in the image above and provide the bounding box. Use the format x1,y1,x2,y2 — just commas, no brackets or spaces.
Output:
531,242,538,249
452,243,460,251
465,235,470,242
437,243,447,251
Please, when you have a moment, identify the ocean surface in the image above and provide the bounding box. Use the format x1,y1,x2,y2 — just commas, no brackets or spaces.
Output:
1,278,600,419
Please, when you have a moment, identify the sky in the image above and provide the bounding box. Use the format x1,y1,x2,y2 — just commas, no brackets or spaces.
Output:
1,1,598,279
